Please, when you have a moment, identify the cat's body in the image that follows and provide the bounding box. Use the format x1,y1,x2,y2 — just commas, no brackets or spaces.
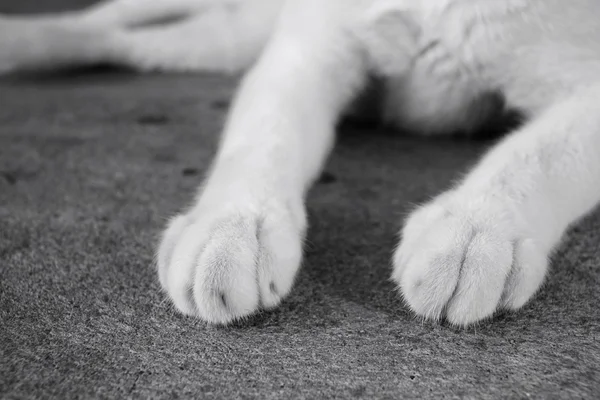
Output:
3,0,600,325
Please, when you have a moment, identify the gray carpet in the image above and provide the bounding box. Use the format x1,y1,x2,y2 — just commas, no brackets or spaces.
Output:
1,1,599,398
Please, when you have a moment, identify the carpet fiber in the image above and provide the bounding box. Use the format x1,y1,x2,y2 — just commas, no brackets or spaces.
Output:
1,1,599,398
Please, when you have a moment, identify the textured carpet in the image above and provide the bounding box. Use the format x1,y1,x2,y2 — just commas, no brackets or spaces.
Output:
1,1,599,398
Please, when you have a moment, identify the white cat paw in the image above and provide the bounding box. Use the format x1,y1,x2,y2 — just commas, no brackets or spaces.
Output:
157,195,306,324
392,194,549,326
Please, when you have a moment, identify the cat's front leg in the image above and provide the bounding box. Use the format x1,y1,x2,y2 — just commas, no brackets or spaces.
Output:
157,0,368,324
394,86,600,326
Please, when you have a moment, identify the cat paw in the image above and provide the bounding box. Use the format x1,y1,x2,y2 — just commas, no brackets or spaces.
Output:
157,196,306,324
392,195,549,326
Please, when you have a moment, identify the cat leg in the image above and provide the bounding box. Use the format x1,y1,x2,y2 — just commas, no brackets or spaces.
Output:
79,0,223,28
0,0,281,75
0,16,127,74
156,0,369,324
0,0,140,74
0,0,218,28
117,1,282,73
393,85,600,326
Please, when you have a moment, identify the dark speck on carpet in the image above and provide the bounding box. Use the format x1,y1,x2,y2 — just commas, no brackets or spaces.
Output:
1,1,599,399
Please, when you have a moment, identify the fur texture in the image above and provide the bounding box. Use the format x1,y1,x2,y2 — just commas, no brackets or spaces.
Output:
3,0,600,326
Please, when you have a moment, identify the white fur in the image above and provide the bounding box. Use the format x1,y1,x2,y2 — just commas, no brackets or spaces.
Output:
4,0,600,326
0,0,281,73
